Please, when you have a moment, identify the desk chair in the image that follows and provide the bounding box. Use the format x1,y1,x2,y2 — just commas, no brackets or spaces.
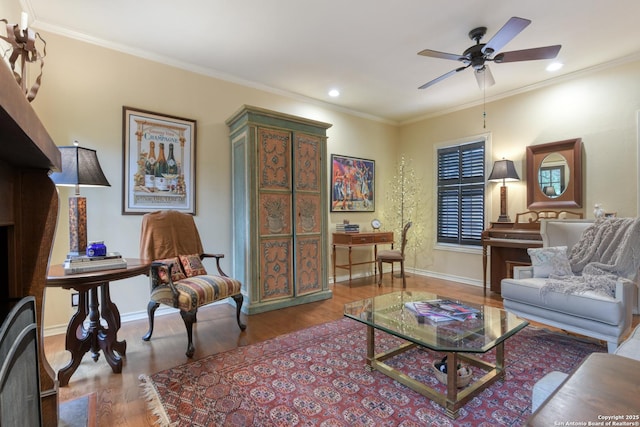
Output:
376,221,412,287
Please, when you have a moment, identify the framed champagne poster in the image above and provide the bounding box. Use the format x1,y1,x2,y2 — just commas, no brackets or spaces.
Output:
122,107,197,214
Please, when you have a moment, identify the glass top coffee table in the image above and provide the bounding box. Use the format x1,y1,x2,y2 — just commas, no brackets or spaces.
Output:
343,290,528,419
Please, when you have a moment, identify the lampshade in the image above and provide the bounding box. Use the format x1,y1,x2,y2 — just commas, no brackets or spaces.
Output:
50,145,111,189
543,186,557,197
488,159,520,182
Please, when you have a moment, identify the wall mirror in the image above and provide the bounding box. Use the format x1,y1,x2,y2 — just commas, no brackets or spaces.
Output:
526,138,583,209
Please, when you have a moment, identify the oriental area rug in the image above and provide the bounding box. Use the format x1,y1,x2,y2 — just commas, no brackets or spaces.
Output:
139,318,604,426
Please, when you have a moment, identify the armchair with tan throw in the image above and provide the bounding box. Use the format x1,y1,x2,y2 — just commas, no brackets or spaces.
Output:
139,210,245,357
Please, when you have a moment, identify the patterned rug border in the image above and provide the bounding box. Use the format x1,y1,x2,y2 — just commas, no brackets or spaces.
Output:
140,374,175,427
140,317,605,426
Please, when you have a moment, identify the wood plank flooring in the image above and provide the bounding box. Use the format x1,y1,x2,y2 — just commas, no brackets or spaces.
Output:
43,274,638,426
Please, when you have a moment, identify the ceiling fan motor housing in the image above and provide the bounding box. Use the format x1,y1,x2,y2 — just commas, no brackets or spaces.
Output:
463,44,487,70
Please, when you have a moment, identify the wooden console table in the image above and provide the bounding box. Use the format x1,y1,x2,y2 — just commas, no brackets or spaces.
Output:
46,259,150,386
332,232,393,284
527,353,640,425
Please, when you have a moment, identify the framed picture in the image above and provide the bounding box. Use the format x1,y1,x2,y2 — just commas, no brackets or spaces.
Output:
122,107,197,214
330,154,375,212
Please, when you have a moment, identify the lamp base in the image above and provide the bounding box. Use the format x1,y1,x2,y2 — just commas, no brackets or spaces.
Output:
68,195,87,256
496,214,511,223
496,186,511,223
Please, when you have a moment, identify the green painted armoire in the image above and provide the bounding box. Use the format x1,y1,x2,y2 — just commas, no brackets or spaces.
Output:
227,105,333,314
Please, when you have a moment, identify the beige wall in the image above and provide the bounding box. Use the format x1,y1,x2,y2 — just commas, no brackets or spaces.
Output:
400,59,640,283
9,6,638,331
29,31,399,332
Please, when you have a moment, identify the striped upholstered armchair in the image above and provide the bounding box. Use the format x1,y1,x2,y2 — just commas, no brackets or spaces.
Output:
139,210,245,357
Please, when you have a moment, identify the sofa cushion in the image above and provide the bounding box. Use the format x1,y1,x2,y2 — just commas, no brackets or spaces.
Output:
501,277,624,325
527,246,573,278
179,254,207,277
150,275,242,311
155,257,187,283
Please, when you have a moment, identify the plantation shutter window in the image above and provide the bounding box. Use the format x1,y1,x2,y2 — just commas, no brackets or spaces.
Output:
437,141,485,246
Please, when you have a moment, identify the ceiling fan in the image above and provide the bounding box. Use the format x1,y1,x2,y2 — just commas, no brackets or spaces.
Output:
417,17,561,90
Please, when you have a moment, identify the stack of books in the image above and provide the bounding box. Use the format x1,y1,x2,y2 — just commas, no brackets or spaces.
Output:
336,223,360,233
64,252,127,275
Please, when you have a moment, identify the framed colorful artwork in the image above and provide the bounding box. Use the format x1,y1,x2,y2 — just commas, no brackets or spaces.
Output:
122,107,196,214
330,154,375,212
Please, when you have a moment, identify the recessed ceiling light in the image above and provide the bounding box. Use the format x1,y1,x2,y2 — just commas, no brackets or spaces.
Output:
328,89,340,97
546,62,563,72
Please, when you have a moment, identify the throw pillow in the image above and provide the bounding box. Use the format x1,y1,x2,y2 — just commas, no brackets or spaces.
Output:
527,246,574,278
155,257,187,283
179,254,207,277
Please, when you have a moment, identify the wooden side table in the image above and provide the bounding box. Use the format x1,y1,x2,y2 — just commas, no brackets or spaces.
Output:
527,353,640,425
46,259,150,386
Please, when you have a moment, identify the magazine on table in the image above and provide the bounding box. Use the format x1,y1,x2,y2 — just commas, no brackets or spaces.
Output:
404,299,479,322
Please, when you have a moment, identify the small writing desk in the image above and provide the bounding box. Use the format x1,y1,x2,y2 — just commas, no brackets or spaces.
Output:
332,231,393,284
46,258,150,386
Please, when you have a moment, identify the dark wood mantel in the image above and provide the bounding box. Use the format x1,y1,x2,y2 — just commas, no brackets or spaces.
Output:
0,60,61,426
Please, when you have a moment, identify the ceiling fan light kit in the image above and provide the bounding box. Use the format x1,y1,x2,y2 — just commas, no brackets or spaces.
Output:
417,16,561,90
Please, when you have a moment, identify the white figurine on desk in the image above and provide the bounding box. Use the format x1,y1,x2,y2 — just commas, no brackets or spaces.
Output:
593,204,604,219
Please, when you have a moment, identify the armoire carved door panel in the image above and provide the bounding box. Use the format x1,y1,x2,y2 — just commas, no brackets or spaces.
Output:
259,128,291,190
296,236,322,295
259,238,293,300
295,193,321,233
295,133,321,191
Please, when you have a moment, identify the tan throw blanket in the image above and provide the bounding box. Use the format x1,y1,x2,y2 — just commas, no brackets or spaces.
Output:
542,217,640,298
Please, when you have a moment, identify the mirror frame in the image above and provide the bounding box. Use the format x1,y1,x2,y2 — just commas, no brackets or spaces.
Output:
526,138,583,209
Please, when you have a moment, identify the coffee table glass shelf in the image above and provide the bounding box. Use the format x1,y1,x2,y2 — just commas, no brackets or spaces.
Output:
343,290,528,419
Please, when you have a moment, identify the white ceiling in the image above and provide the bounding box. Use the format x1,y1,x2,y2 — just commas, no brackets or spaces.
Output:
24,0,640,123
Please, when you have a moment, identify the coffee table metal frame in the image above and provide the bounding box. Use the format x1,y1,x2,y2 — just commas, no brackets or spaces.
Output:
344,291,528,419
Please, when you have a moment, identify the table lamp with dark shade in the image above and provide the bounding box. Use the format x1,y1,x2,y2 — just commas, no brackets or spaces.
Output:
49,143,110,257
543,185,557,197
488,159,520,222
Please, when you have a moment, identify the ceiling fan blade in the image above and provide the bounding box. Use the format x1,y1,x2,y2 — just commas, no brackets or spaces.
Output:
482,17,531,55
418,66,468,89
494,45,561,63
475,66,495,89
418,49,467,62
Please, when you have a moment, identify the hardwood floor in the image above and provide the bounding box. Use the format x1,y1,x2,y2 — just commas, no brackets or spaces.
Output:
43,274,637,426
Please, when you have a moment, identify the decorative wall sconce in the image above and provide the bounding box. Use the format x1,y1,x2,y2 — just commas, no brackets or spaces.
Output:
0,12,46,102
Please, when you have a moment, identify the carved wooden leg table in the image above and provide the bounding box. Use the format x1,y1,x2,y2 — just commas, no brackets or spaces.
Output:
46,259,150,386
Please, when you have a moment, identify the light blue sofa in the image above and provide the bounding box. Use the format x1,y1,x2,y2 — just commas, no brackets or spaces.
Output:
501,219,638,353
